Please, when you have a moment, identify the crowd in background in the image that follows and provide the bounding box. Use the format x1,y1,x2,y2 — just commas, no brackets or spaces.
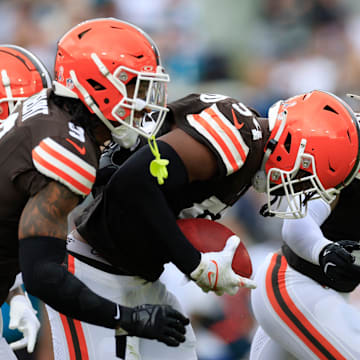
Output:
2,0,360,359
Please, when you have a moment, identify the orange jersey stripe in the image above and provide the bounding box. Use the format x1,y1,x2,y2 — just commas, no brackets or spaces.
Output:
39,141,95,182
65,255,89,359
60,313,77,360
32,150,91,195
192,114,239,172
266,254,346,360
205,107,247,163
68,255,89,359
74,320,89,360
68,254,75,274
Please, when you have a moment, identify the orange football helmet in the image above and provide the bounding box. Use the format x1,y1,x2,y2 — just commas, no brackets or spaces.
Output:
253,90,360,218
0,45,51,121
53,18,170,147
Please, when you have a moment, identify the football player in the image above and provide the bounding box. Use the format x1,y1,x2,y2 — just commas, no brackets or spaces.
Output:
250,177,360,358
51,90,360,359
250,103,360,359
0,44,51,359
0,17,191,359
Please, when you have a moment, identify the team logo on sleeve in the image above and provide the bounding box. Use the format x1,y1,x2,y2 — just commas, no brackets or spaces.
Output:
66,138,86,155
32,137,96,196
232,109,244,129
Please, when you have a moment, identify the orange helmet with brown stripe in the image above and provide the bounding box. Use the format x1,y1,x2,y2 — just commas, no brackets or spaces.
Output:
253,90,360,218
53,18,170,148
0,45,51,121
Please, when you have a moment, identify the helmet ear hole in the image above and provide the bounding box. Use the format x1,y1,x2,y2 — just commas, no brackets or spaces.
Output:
86,79,106,91
284,132,291,153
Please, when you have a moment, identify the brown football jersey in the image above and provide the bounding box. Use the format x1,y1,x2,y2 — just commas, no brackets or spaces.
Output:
0,89,100,303
167,93,269,217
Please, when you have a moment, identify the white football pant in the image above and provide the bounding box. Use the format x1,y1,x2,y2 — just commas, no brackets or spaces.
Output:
46,254,197,360
250,252,360,360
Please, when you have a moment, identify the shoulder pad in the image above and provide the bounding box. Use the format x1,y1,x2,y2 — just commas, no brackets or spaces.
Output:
186,102,250,175
32,137,96,196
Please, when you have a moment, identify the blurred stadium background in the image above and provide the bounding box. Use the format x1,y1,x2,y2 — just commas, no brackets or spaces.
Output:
2,0,360,359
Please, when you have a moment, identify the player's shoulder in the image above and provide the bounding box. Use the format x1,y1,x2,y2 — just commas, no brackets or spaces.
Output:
168,93,258,116
32,129,99,197
170,93,264,175
22,91,100,197
169,93,262,135
168,93,229,116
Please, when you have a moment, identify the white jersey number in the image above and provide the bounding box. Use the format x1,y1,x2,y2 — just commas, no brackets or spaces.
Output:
200,94,229,103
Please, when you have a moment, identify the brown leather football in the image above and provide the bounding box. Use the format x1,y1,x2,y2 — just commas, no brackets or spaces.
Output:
177,218,252,278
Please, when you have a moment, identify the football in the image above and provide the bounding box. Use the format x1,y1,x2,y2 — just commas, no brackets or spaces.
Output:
176,218,253,278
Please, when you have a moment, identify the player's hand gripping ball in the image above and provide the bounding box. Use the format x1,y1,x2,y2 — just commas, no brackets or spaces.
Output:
177,218,255,295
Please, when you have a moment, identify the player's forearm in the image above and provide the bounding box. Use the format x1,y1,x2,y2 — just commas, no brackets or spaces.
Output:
19,236,120,329
282,199,332,264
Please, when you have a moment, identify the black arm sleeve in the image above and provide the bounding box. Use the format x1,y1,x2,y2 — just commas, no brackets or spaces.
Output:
19,236,119,329
106,140,201,275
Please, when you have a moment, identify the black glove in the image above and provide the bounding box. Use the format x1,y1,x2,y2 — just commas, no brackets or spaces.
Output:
335,240,360,254
94,142,141,196
118,304,190,347
319,240,360,282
